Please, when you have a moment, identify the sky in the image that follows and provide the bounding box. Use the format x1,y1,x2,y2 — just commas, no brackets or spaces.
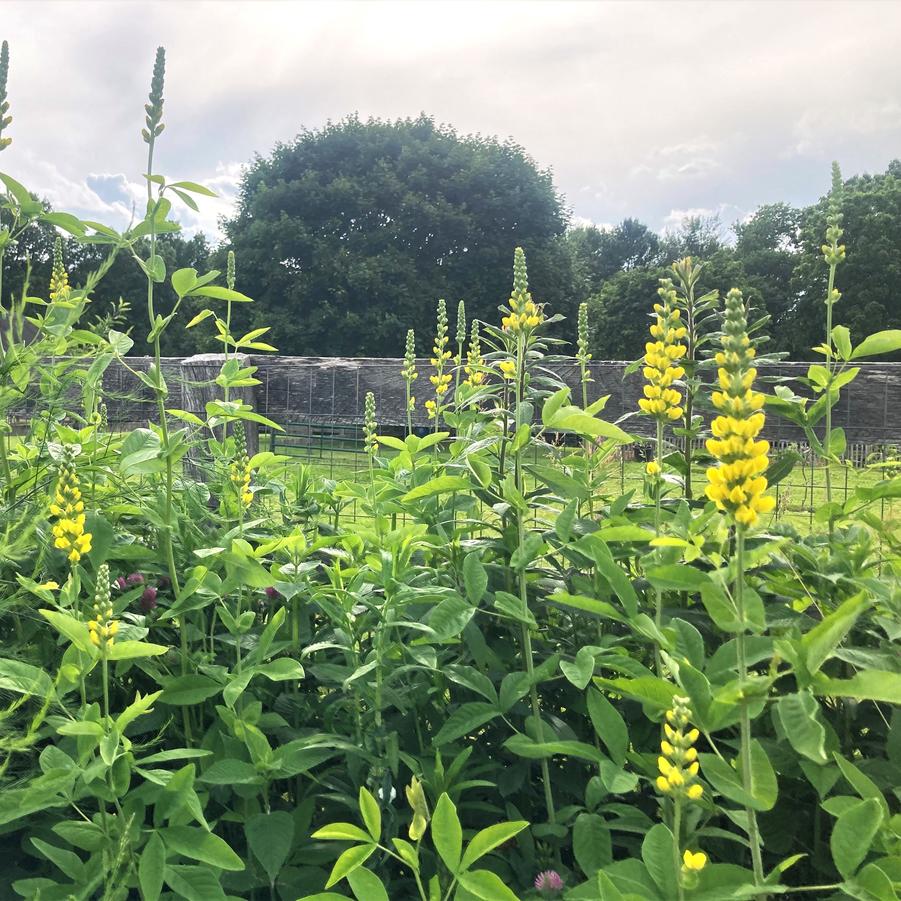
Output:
2,0,900,243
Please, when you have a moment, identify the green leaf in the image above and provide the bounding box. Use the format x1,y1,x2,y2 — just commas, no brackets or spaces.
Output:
850,329,901,360
313,823,373,843
359,787,381,842
39,609,95,654
587,689,629,766
815,670,901,705
164,864,226,900
434,703,498,745
169,180,218,197
432,793,462,873
188,285,253,303
160,826,244,872
457,869,519,900
459,821,528,870
402,475,471,502
325,844,375,889
801,591,869,675
831,325,852,359
108,329,134,355
641,824,678,899
0,658,52,696
573,812,613,876
549,409,632,443
160,674,223,706
107,640,168,661
246,811,294,884
346,868,389,901
774,692,827,763
699,741,777,811
199,759,261,786
560,646,597,690
31,837,85,882
573,535,638,617
139,832,166,901
462,553,488,604
171,267,198,298
830,798,883,878
504,734,604,765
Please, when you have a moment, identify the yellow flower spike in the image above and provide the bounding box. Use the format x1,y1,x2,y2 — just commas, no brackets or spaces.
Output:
501,247,544,335
705,289,775,528
49,449,93,567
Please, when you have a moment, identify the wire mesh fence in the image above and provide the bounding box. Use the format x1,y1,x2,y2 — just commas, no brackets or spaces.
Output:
262,418,900,530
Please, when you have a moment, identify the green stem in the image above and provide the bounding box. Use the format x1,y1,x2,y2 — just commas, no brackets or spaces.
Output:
735,528,766,890
512,334,556,828
673,797,685,901
654,418,664,676
823,262,837,530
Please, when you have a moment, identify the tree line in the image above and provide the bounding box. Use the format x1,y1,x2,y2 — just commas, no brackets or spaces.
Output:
6,115,900,360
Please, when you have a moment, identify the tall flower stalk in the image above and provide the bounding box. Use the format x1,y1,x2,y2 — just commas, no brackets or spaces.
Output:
426,300,452,430
454,299,466,403
820,163,846,510
654,696,706,901
670,257,718,500
639,281,686,669
402,329,417,436
502,248,556,828
705,287,775,889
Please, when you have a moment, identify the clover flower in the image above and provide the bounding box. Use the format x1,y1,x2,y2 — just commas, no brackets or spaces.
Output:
363,391,378,455
655,695,703,802
229,423,253,507
87,564,118,650
464,319,485,387
139,586,158,614
704,289,775,528
49,449,92,564
535,870,564,895
501,247,542,335
639,280,687,422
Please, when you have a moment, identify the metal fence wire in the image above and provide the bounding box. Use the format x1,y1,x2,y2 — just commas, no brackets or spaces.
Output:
263,418,900,528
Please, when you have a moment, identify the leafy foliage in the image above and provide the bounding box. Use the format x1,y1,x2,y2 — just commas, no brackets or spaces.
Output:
0,42,898,901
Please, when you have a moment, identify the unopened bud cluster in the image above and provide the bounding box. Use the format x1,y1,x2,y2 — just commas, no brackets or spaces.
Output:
464,320,485,387
0,40,11,151
88,564,119,650
402,329,418,412
501,247,543,335
142,47,166,144
363,391,378,455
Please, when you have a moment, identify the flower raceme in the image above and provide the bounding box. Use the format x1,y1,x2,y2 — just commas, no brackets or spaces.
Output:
656,696,703,802
87,564,118,650
639,281,687,422
229,423,253,507
501,247,543,335
50,453,92,564
427,299,452,419
705,288,775,528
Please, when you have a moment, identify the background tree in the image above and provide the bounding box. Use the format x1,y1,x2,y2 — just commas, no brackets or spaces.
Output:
786,161,901,358
733,202,801,332
221,114,570,357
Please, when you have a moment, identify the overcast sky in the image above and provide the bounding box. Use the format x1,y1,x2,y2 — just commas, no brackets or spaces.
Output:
2,0,900,242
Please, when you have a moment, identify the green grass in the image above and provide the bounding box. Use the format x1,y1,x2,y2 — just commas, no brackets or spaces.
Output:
267,437,894,532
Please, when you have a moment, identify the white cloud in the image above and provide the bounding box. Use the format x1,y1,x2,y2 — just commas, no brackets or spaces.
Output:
0,0,898,241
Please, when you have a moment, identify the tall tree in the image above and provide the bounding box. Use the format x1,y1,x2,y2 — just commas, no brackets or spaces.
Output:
221,114,570,357
787,161,901,359
733,202,801,333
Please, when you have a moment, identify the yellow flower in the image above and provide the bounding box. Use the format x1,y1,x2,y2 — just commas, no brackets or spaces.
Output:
405,776,430,841
50,452,93,565
682,850,707,872
704,289,775,528
499,359,517,381
646,460,661,477
639,283,687,422
655,695,703,803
